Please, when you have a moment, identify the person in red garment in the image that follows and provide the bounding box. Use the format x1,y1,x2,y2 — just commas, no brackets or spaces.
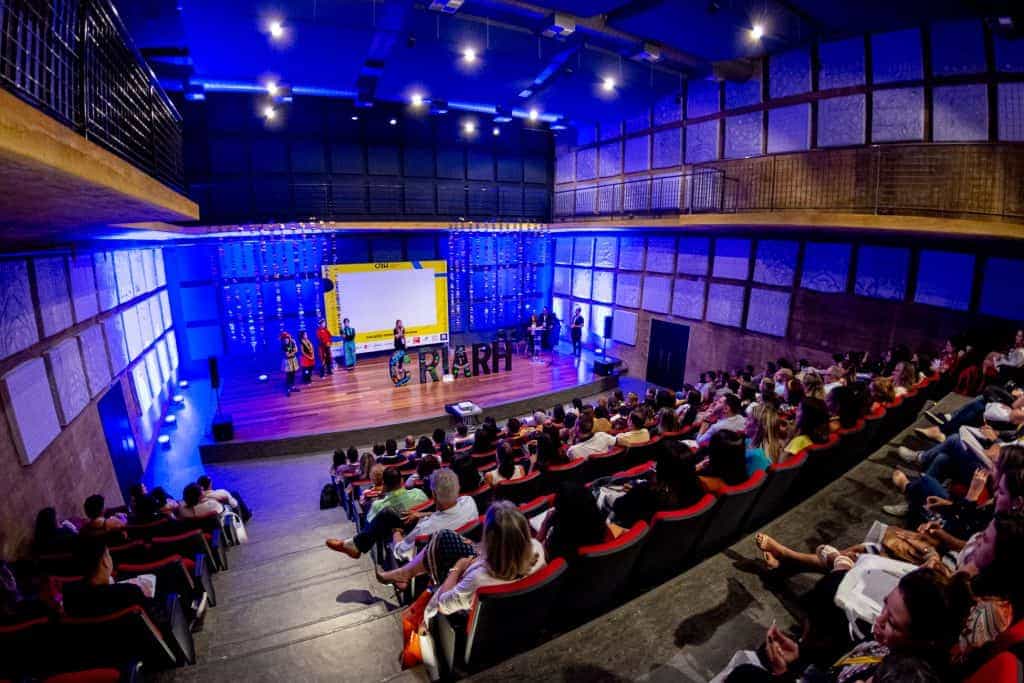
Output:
298,331,316,384
316,319,334,377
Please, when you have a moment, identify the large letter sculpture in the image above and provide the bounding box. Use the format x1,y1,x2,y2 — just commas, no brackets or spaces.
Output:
389,349,411,387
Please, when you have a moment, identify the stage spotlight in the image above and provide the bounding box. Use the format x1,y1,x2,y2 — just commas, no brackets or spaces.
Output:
263,105,276,120
164,414,177,426
601,77,616,92
389,118,397,125
178,380,189,388
158,434,171,449
351,115,359,121
462,46,477,63
492,126,500,136
269,20,285,40
172,394,185,405
258,374,269,382
411,92,424,107
750,24,764,41
463,120,476,135
528,108,539,121
266,81,279,96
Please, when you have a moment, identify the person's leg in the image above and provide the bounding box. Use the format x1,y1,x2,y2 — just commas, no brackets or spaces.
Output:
326,508,404,557
285,371,295,394
923,435,982,485
754,533,830,573
917,434,960,469
903,473,949,526
940,396,986,435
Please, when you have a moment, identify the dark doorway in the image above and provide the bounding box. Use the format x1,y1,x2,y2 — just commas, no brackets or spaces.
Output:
98,385,143,504
646,319,690,389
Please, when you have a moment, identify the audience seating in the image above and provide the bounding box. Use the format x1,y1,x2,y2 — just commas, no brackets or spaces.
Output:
964,620,1024,683
518,494,555,521
630,495,716,589
464,484,493,512
150,529,223,572
493,471,543,505
434,558,568,676
542,458,587,488
59,606,180,671
694,470,766,556
556,522,650,627
795,433,842,494
117,554,212,616
41,662,144,683
0,615,50,679
863,404,888,452
582,447,628,480
743,450,809,531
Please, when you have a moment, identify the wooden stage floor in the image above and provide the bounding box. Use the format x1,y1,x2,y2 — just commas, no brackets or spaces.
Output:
200,350,618,461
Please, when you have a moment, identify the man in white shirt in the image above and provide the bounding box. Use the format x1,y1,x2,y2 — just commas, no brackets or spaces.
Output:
696,394,746,448
392,469,479,561
197,475,238,509
567,415,617,460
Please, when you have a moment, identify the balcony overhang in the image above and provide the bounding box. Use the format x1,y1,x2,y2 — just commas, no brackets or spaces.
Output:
0,88,198,247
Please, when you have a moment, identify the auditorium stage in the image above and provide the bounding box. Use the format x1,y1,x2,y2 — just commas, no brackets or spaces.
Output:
199,350,619,462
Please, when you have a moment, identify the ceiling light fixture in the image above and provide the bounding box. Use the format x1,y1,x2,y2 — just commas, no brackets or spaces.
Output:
463,121,476,134
351,115,359,121
492,126,500,136
269,20,285,40
389,118,397,125
750,24,764,41
528,108,539,122
263,105,276,120
602,77,616,92
462,46,477,63
411,92,424,107
266,81,279,95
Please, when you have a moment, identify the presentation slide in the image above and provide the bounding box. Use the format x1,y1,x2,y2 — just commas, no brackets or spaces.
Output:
322,261,449,354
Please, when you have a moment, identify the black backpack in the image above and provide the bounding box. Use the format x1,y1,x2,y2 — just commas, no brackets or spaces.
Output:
319,483,339,510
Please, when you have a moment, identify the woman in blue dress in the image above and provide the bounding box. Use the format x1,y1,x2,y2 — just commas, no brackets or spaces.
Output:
342,318,357,371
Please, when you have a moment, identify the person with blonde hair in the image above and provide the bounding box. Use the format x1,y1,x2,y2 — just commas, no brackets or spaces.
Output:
745,404,786,472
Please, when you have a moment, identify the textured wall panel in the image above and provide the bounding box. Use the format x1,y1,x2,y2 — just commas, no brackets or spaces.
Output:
592,270,615,303
618,237,645,271
933,84,988,142
726,78,760,109
624,136,650,173
576,147,597,180
591,304,612,341
981,257,1024,319
872,88,924,142
801,242,851,293
685,120,719,163
653,128,682,168
724,113,762,159
855,245,909,301
68,254,98,323
678,237,710,276
555,148,574,183
625,111,650,134
594,237,618,268
915,250,974,310
131,362,152,413
931,20,986,76
672,278,704,320
872,29,923,83
94,252,118,311
2,358,61,464
754,240,798,286
612,309,637,345
746,288,790,336
47,337,89,425
706,283,744,328
113,251,134,303
646,237,676,273
819,37,865,90
615,272,642,308
995,36,1024,72
572,268,592,299
770,48,811,99
998,83,1024,141
35,257,73,338
599,142,623,177
653,92,682,125
122,306,143,360
818,95,866,147
0,260,38,360
103,314,129,374
555,237,573,264
642,275,671,313
687,80,720,119
768,104,810,154
78,325,110,397
712,238,750,279
573,238,594,266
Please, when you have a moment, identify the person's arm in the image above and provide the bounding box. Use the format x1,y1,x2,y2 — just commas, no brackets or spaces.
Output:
430,557,479,617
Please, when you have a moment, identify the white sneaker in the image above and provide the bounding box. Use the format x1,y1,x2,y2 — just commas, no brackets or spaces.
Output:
883,502,909,517
896,446,920,465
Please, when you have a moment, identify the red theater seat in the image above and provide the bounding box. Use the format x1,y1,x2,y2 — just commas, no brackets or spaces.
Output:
464,483,493,512
0,616,51,679
435,558,568,675
150,529,222,572
493,471,542,505
583,446,628,481
695,470,766,556
743,450,809,531
631,495,716,588
555,522,650,627
542,458,587,488
59,606,179,670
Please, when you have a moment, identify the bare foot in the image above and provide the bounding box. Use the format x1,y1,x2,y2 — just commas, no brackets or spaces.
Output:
891,469,909,492
374,566,409,591
754,533,782,570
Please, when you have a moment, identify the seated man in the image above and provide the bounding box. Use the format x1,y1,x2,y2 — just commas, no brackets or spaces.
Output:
392,469,479,562
377,439,407,467
196,475,237,509
79,494,126,536
176,483,223,520
325,466,427,559
615,411,651,447
452,424,474,450
694,393,746,449
567,415,617,459
62,541,158,615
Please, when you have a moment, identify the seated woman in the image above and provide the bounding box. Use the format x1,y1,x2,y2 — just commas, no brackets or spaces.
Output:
608,441,705,528
869,377,896,412
615,411,651,446
503,417,523,440
79,494,126,536
549,404,566,429
784,398,831,457
33,507,77,555
782,378,805,413
892,361,917,397
534,430,570,472
176,483,223,520
802,370,826,402
356,451,377,482
699,430,750,494
651,408,680,437
729,568,970,682
471,424,498,455
485,443,526,487
537,482,612,561
592,405,614,433
408,454,441,489
674,390,702,428
827,383,869,432
745,404,785,474
127,483,165,523
374,501,546,621
359,464,387,506
451,455,484,494
329,449,349,481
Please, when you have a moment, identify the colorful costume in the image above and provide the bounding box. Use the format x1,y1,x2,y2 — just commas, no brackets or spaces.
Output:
299,334,315,384
281,334,299,395
316,324,334,377
342,325,357,370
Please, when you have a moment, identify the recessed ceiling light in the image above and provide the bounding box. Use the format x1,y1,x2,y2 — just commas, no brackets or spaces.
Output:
351,115,359,121
411,92,424,107
528,108,539,121
266,81,279,95
389,118,397,125
750,24,764,41
263,105,276,119
463,121,476,134
269,20,285,40
601,77,616,92
492,126,500,136
462,46,477,63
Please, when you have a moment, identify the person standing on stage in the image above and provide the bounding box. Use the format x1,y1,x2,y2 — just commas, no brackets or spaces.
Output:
393,319,406,351
571,306,584,358
539,307,553,350
527,313,539,356
341,318,357,371
298,331,315,384
315,319,334,377
280,331,299,396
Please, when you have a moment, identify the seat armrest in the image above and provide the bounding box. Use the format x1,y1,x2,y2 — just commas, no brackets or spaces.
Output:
164,593,195,665
434,612,459,679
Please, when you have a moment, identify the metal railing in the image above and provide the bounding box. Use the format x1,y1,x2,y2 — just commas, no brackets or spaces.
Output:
0,0,184,191
554,144,1024,222
553,168,728,218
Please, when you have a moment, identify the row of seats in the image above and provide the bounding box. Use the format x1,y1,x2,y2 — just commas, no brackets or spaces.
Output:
427,374,947,676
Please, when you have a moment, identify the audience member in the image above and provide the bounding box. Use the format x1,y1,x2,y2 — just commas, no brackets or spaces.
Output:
538,482,611,561
80,494,126,535
616,411,651,446
486,443,526,486
608,442,705,528
699,430,750,493
451,455,484,494
33,507,77,554
176,483,223,520
197,475,238,509
785,398,831,456
567,415,617,460
745,404,785,471
696,394,746,448
592,405,613,433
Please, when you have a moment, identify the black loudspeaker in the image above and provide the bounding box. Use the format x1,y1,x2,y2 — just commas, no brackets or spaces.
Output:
594,356,621,376
208,356,220,389
603,315,613,339
212,415,234,442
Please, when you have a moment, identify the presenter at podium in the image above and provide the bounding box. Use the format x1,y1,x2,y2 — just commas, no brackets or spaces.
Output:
539,307,554,350
528,315,545,364
526,314,539,356
341,318,357,371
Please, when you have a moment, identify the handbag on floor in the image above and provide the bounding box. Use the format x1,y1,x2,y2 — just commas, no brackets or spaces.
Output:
834,554,916,639
222,510,249,545
400,588,433,669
